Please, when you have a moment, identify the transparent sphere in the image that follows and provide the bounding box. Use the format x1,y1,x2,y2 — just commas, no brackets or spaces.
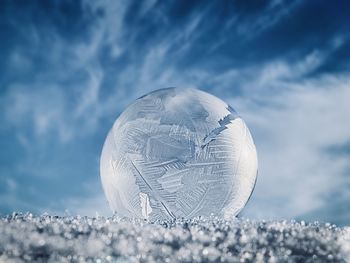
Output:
100,88,258,220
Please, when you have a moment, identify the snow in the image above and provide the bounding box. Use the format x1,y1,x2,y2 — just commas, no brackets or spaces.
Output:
1,213,349,262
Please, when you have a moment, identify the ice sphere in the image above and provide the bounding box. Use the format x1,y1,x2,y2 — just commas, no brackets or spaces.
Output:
100,87,258,220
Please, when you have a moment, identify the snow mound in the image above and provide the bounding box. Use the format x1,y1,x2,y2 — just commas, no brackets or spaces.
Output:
0,213,349,262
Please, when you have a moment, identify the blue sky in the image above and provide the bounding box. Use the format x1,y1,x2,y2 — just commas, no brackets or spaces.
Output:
0,0,350,225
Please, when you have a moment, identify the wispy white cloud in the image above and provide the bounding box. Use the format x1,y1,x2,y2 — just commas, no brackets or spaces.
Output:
237,75,350,220
234,0,301,40
3,22,105,143
4,84,71,142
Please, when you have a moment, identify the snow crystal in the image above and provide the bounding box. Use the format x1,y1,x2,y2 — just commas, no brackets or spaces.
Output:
0,213,349,262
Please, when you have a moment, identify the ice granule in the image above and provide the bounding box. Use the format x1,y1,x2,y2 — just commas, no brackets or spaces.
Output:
0,213,349,262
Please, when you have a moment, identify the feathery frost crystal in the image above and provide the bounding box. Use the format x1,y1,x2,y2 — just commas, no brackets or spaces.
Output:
100,88,258,220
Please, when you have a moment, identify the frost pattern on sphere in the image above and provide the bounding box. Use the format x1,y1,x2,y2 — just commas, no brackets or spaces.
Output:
100,88,258,220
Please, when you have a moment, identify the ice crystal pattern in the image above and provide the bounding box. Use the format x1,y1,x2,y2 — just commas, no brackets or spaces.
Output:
100,88,258,220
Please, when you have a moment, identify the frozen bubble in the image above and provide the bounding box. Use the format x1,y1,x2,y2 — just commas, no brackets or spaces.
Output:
100,87,258,220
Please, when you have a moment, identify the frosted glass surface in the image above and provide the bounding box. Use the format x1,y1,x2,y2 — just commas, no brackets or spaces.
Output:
100,88,258,220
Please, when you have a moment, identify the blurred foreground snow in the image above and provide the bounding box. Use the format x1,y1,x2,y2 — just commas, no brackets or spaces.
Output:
0,213,349,262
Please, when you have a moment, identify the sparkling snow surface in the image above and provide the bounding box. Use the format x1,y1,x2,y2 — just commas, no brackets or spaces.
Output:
100,88,258,220
1,214,349,262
